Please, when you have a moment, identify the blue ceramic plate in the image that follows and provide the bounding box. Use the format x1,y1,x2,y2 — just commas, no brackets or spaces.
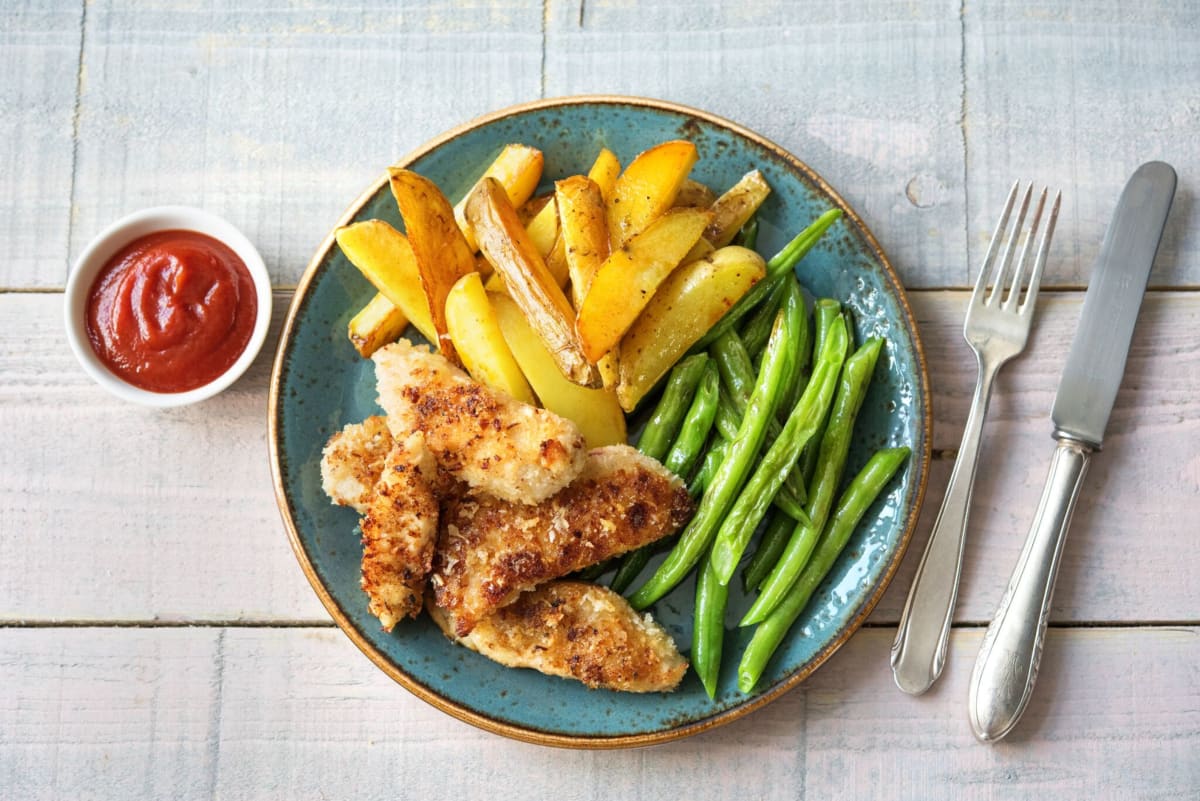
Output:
269,97,930,748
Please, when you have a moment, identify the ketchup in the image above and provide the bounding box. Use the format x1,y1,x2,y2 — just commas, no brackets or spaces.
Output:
85,230,258,393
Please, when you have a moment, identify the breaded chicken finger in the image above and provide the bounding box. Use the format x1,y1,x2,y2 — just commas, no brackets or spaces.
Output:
373,340,586,505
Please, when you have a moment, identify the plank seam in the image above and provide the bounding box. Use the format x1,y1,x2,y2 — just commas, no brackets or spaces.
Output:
65,0,88,283
958,0,970,286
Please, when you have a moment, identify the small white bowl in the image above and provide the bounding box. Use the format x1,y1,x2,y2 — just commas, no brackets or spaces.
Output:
64,206,272,407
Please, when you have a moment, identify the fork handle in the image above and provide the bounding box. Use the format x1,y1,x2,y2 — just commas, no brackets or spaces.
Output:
968,436,1092,742
890,356,997,695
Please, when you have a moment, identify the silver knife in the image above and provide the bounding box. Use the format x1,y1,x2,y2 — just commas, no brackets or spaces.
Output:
967,161,1177,743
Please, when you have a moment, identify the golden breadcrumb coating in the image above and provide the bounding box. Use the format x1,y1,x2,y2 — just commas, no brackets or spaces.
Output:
360,432,439,630
431,445,693,636
372,340,586,505
429,581,687,692
320,415,393,514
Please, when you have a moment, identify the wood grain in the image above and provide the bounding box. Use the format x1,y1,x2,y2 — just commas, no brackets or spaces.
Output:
0,0,83,289
67,0,543,288
0,626,1195,799
963,0,1200,287
5,290,1197,624
544,0,969,289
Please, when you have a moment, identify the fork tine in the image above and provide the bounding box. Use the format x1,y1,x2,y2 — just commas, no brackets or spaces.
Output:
971,181,1020,308
1018,189,1061,315
987,183,1033,306
1002,187,1048,311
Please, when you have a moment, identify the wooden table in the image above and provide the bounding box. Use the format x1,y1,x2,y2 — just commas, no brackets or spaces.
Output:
4,1,1198,798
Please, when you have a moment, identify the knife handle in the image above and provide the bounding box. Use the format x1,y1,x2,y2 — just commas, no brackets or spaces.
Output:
968,436,1092,742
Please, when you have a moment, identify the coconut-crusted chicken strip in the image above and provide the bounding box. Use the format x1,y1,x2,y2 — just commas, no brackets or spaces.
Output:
372,340,586,505
360,432,439,631
432,445,693,636
320,415,393,514
429,581,687,693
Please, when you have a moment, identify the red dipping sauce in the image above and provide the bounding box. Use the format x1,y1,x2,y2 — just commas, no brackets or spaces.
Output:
86,230,258,393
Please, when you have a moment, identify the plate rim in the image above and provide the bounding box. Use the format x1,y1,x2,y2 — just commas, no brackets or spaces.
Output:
267,94,932,749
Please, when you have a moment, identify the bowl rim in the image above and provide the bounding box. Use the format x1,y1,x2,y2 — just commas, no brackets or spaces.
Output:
63,204,273,407
267,94,932,749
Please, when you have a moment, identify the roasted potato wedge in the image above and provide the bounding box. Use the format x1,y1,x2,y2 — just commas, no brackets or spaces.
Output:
335,220,437,344
577,207,712,364
705,169,771,247
587,147,621,204
452,144,544,251
466,177,598,387
617,245,766,411
445,272,536,405
525,198,559,258
555,175,609,308
388,168,479,364
673,178,717,209
348,292,409,358
607,140,698,249
491,292,626,448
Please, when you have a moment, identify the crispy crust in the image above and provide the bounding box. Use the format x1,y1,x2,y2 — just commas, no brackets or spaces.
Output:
429,581,688,692
432,445,693,635
320,416,394,514
360,433,440,630
373,340,587,505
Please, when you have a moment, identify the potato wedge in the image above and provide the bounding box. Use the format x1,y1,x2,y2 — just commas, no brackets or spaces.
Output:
705,169,771,247
348,292,409,358
673,178,717,209
617,245,766,411
445,272,536,405
555,175,609,308
587,147,621,204
388,169,478,363
491,292,626,448
335,220,437,344
525,198,559,258
607,140,698,249
466,177,598,387
452,143,544,251
577,207,712,364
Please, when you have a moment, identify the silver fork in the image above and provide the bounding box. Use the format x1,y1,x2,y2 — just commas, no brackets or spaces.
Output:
890,182,1061,695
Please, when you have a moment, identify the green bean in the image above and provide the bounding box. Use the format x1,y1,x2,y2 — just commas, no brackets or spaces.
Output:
710,331,758,409
798,300,842,485
739,277,789,359
742,509,796,592
741,336,885,624
636,353,709,460
711,324,808,508
688,208,840,355
708,314,848,584
663,361,720,477
688,438,727,497
609,549,649,594
736,447,910,692
629,305,796,610
612,363,721,594
764,208,842,278
734,216,759,251
692,551,728,699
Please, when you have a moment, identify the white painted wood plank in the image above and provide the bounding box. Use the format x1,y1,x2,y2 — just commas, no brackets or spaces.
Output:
68,1,543,288
964,0,1200,287
0,292,327,623
5,291,1197,624
0,1,83,289
1,626,1196,799
871,291,1200,624
545,0,968,289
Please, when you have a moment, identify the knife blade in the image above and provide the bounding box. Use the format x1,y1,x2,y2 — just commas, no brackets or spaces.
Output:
1052,161,1178,446
968,162,1176,743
